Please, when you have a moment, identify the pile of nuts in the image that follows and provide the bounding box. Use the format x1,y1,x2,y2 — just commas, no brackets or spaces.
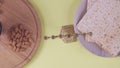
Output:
8,24,33,52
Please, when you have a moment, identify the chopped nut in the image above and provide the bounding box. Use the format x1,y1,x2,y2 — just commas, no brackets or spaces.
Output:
29,38,34,44
8,24,34,52
16,43,21,47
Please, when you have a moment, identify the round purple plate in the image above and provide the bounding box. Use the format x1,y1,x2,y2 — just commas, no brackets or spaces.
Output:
74,0,112,57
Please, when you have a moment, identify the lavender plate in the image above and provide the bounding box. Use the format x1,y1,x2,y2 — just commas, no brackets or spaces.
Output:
74,0,112,57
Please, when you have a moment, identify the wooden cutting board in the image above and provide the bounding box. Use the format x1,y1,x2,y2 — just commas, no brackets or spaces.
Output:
0,0,41,68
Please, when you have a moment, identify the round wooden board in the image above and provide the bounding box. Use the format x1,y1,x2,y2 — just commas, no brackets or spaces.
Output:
0,0,41,68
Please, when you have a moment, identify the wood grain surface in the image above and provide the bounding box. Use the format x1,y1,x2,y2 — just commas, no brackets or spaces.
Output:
0,0,41,68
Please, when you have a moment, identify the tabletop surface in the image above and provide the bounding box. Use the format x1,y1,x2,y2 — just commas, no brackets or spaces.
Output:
25,0,120,68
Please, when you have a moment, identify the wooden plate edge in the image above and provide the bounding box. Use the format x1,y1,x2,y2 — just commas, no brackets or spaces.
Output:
14,0,42,68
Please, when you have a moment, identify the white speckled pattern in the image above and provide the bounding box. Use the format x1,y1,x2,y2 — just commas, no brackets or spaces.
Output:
87,0,98,10
77,0,120,56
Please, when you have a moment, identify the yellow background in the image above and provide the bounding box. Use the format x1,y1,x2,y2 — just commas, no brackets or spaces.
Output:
25,0,120,68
